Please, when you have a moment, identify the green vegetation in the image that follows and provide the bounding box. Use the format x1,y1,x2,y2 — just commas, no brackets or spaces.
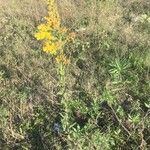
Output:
0,0,150,149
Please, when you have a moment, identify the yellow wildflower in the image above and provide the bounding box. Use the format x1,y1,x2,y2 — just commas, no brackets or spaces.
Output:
37,24,51,31
35,31,53,40
43,42,58,54
44,16,60,29
46,0,60,29
34,32,45,40
34,0,75,63
59,27,68,34
55,54,70,65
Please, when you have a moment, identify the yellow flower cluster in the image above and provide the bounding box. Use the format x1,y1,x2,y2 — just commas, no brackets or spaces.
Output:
34,0,75,65
56,54,70,65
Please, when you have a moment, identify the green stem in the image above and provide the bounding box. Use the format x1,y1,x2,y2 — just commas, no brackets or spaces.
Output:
57,63,66,99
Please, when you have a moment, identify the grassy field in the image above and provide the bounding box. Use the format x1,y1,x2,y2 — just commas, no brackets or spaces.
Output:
0,0,150,149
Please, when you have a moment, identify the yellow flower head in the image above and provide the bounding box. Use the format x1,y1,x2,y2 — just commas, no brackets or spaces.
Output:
37,24,51,31
43,42,57,54
34,31,53,40
59,27,68,34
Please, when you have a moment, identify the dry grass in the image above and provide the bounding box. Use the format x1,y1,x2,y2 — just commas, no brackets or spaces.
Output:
58,0,149,49
0,0,47,21
0,0,57,148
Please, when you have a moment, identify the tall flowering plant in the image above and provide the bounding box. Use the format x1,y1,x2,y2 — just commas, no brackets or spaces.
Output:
34,2,77,134
34,0,75,65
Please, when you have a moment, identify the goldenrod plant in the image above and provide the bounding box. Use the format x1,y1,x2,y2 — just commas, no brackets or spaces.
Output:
34,0,75,65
